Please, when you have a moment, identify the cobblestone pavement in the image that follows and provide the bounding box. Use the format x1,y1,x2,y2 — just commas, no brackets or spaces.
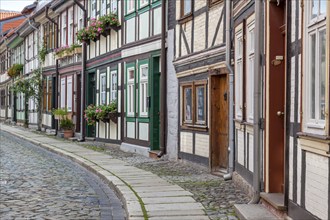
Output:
0,131,126,220
78,141,250,220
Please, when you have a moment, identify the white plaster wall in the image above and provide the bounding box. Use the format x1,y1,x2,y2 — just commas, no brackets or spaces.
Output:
100,36,107,55
99,121,106,139
305,152,329,220
296,145,302,205
0,109,5,118
248,132,254,172
42,113,52,127
166,29,178,160
180,132,193,154
195,133,209,158
90,41,96,59
208,4,224,46
290,56,295,123
109,121,117,139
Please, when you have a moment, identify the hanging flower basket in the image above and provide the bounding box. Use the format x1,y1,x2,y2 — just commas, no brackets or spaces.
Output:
8,64,23,78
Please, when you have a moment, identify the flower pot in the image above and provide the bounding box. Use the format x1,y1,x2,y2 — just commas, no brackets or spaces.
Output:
63,129,73,138
110,24,121,32
101,26,111,37
74,47,82,54
91,35,100,42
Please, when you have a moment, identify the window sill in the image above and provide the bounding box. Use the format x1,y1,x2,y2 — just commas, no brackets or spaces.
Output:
178,13,193,24
208,0,223,8
181,124,208,132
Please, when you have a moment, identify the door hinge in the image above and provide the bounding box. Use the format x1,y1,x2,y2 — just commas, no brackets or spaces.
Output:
259,118,265,130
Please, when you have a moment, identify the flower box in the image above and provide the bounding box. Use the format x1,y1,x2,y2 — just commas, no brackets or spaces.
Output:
110,24,121,32
74,47,82,54
101,112,120,123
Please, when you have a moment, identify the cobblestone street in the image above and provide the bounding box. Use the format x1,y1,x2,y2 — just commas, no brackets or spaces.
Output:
0,131,125,220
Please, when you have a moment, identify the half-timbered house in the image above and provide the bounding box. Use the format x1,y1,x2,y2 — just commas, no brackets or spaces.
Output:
233,1,330,219
84,0,122,143
173,0,231,171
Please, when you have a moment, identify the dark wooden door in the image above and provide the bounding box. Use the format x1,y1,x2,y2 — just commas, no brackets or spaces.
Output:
150,56,160,150
210,74,228,171
86,72,96,137
268,1,286,193
75,74,81,132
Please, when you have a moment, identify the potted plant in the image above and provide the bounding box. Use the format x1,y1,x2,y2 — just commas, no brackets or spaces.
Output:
99,13,121,35
84,104,96,125
60,118,74,138
8,64,23,78
95,101,118,123
71,43,82,54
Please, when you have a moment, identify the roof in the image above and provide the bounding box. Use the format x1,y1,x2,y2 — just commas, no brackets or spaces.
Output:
0,10,20,19
2,18,25,33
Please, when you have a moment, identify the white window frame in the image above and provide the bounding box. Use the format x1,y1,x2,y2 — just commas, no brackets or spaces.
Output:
303,0,327,135
60,78,66,109
127,0,135,14
101,0,107,16
61,13,67,46
110,70,117,102
111,0,118,13
235,29,243,120
68,8,74,46
140,0,149,8
91,0,97,18
127,67,135,116
139,64,148,117
246,21,255,123
66,76,73,112
100,73,107,105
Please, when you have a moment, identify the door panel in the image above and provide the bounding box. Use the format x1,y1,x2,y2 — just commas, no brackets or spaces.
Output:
150,57,160,150
210,74,228,170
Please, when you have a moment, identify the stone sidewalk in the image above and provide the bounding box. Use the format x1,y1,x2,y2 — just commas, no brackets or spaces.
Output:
0,124,209,220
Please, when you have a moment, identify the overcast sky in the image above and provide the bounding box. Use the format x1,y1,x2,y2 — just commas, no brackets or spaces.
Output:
0,0,35,12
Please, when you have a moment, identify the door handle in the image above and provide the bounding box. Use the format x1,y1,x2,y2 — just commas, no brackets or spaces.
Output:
277,111,284,116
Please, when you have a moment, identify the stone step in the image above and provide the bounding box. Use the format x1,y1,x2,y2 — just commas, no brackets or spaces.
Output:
260,193,287,219
234,204,279,220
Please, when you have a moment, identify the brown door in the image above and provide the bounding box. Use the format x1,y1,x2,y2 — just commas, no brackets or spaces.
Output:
267,1,286,193
210,74,228,171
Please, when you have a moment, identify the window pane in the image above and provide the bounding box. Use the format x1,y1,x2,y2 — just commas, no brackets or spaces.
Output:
184,0,191,16
320,0,326,15
310,34,316,119
319,29,326,120
312,0,318,19
196,86,205,122
185,87,192,121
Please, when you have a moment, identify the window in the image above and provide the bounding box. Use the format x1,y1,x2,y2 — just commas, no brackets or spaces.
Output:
246,22,255,123
235,30,243,120
111,0,117,13
100,73,107,105
66,76,73,112
208,0,223,7
181,81,207,127
110,70,117,101
181,0,192,17
127,67,135,116
0,90,5,109
139,12,149,40
68,9,74,45
140,0,149,8
126,18,135,43
139,64,148,116
60,77,66,109
62,13,67,46
127,0,135,14
101,0,107,16
153,7,161,35
91,0,96,18
305,0,327,132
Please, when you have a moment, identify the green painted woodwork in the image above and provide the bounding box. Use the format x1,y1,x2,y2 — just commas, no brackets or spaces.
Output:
149,55,160,150
86,72,96,137
137,59,149,118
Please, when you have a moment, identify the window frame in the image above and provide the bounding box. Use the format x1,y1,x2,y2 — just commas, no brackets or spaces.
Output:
208,0,223,8
180,0,193,19
234,28,244,121
181,80,208,128
100,72,107,105
303,1,328,135
110,70,117,102
246,20,255,123
66,75,73,112
138,62,149,117
126,0,135,15
126,65,135,117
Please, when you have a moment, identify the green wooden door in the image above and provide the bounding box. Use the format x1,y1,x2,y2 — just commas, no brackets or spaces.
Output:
86,72,96,137
150,57,160,150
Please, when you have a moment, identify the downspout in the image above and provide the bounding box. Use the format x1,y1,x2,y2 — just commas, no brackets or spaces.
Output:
158,0,167,157
74,0,87,141
249,0,264,204
224,0,234,181
46,6,58,131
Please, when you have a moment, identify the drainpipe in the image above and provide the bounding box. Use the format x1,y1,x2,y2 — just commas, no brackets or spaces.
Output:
158,0,167,157
249,0,264,204
74,0,87,141
46,6,58,131
223,0,234,181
